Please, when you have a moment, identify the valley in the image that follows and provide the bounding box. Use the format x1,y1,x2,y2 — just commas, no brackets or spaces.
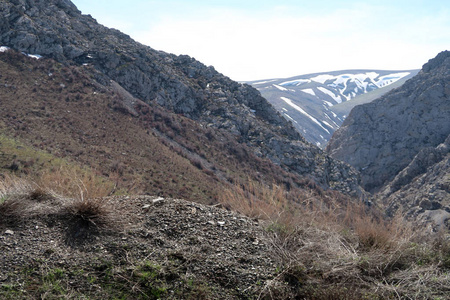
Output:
0,0,448,299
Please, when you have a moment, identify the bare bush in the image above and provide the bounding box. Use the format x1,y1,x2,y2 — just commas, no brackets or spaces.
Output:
221,179,450,299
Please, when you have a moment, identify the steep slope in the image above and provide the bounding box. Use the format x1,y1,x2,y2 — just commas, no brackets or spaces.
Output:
326,51,450,193
248,70,418,147
380,135,450,230
0,0,361,195
1,48,331,203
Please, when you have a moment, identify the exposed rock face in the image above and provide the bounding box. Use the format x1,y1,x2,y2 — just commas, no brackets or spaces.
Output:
380,135,450,230
0,0,362,194
326,51,450,192
248,70,418,148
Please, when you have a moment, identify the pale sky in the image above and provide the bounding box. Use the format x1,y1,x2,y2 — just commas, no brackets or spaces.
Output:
71,0,450,81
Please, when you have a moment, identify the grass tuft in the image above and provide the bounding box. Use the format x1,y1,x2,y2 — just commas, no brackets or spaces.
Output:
222,179,450,299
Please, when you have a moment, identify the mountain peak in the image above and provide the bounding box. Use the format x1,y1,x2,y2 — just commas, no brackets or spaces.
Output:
422,50,450,73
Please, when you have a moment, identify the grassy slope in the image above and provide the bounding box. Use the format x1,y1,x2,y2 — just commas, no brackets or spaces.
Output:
0,50,309,204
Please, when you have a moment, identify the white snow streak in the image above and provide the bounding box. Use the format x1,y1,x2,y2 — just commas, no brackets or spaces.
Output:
280,97,330,134
301,88,315,96
279,79,311,86
317,87,342,104
273,84,288,91
252,80,277,85
27,54,42,59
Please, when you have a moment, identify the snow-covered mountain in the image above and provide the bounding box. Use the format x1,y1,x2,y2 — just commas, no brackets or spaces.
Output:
248,70,419,147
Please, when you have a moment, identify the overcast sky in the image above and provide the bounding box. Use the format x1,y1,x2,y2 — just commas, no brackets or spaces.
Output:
71,0,450,81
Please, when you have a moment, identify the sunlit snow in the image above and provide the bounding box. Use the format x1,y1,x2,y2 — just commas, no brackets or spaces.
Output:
252,79,277,85
273,84,288,91
322,121,334,128
0,46,10,52
317,87,342,104
280,97,330,134
279,79,311,86
375,72,410,87
301,89,315,96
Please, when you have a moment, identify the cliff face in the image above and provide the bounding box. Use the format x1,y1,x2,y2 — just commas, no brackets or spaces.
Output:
327,51,450,192
380,135,450,230
0,0,362,194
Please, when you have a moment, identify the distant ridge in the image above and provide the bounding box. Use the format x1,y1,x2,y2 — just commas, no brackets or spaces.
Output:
248,69,419,147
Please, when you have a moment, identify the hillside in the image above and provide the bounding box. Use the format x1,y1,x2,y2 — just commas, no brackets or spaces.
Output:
0,0,449,298
1,179,449,299
0,0,362,196
0,48,316,203
248,70,418,147
327,51,450,230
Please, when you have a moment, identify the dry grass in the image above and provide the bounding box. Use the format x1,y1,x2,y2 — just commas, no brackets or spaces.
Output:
0,171,123,231
36,166,115,201
0,175,58,222
221,180,450,299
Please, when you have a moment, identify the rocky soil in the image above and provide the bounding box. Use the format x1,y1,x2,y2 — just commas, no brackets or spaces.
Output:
0,194,279,299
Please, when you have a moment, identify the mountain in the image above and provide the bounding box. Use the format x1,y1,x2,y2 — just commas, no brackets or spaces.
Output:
0,0,363,197
326,51,450,229
248,70,418,147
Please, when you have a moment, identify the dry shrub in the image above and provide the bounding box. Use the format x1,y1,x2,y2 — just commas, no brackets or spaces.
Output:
342,202,415,251
0,171,123,231
222,179,449,299
219,179,294,221
0,175,58,221
36,166,115,201
64,197,118,229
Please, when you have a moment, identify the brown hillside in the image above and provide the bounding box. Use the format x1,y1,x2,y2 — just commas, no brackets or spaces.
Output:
0,49,312,203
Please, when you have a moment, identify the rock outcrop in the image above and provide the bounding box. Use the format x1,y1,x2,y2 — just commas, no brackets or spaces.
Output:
380,135,450,230
326,51,450,192
0,0,362,195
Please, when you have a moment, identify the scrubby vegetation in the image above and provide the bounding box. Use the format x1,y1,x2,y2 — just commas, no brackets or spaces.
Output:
220,180,450,299
1,175,448,299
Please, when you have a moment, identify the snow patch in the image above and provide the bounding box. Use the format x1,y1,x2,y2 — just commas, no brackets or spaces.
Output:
283,113,298,123
273,84,288,91
301,89,315,96
375,72,410,87
310,74,335,84
279,79,311,86
252,80,277,85
323,100,334,107
280,97,330,134
25,53,42,59
317,87,342,104
322,121,334,128
0,46,10,52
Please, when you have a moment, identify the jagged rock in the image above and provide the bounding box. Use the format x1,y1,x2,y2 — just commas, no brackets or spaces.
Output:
0,0,363,195
327,51,450,192
380,135,450,230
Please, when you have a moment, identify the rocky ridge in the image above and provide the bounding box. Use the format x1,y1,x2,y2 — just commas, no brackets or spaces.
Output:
380,134,450,230
249,70,418,147
327,51,450,230
0,0,361,195
327,51,450,193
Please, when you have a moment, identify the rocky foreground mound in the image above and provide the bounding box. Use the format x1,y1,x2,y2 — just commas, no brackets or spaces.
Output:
1,187,449,299
0,194,277,299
